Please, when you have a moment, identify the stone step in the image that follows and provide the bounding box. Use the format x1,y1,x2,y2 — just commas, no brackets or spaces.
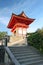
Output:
11,51,35,54
13,52,36,55
9,46,39,53
9,46,32,50
29,62,43,65
19,57,43,63
21,59,43,65
15,54,40,59
10,49,39,55
14,53,39,57
9,46,43,65
18,56,42,62
10,49,37,53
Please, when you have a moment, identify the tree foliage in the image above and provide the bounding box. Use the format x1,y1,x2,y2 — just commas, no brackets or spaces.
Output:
0,32,7,39
27,28,43,52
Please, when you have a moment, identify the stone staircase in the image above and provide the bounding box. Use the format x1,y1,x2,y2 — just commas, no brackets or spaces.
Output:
0,45,43,65
9,46,43,65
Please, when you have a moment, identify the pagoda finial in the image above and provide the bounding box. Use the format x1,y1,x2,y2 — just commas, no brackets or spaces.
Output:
19,11,27,18
21,11,24,14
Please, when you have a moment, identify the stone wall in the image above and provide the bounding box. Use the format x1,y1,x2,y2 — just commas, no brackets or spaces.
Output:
8,35,27,46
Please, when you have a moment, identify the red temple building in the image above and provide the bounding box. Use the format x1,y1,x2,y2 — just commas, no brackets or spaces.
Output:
7,11,35,46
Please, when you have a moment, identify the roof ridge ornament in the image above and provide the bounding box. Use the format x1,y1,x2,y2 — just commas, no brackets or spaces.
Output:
18,11,27,18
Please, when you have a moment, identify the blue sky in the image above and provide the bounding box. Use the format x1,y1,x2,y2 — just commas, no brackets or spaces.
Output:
0,0,43,35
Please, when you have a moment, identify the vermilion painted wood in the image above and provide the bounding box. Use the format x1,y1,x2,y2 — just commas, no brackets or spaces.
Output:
11,23,29,32
7,12,35,29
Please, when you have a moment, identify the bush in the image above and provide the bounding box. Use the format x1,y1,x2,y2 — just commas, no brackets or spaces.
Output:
27,28,43,53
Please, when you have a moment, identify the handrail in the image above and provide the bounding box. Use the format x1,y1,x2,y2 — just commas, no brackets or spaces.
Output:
4,46,20,65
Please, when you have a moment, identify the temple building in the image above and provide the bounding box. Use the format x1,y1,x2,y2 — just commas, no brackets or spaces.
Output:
7,11,35,46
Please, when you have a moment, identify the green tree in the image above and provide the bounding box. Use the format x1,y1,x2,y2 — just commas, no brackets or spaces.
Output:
0,32,7,39
27,28,43,52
